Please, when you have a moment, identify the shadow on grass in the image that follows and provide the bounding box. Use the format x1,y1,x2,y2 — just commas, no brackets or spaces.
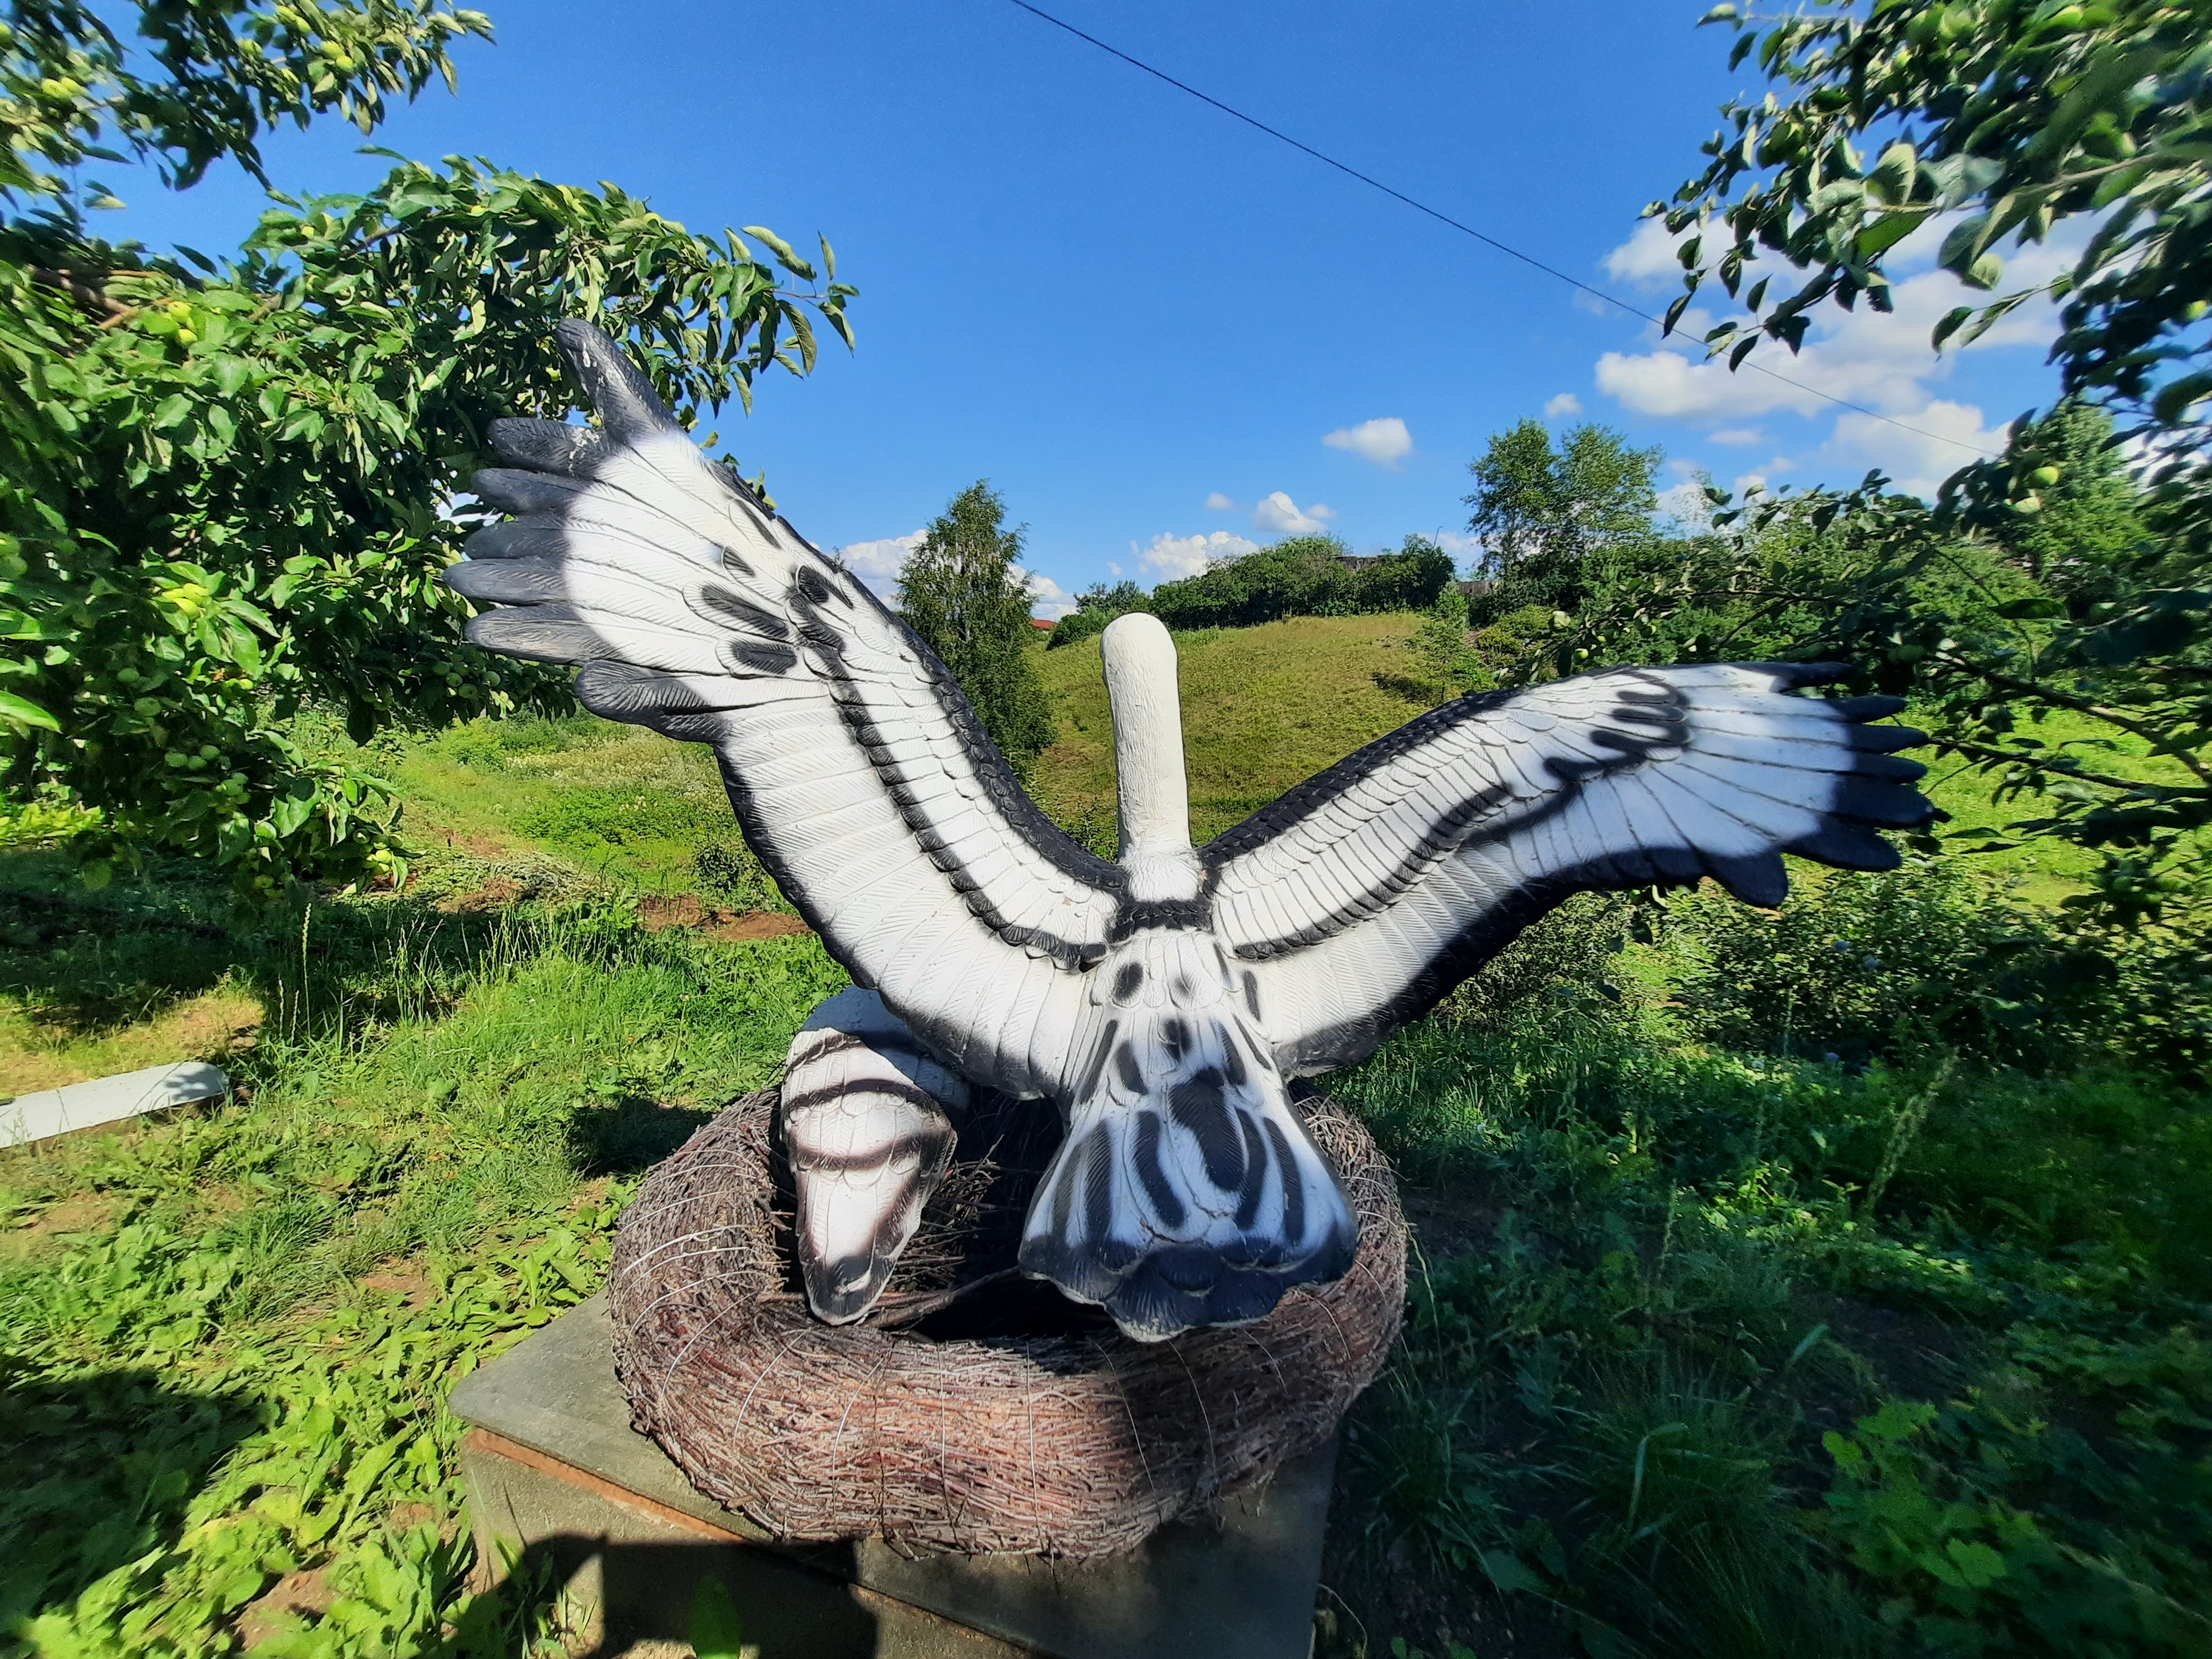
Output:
0,848,633,1050
0,1360,261,1630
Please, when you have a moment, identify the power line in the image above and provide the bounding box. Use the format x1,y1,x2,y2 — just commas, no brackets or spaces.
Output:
1000,0,1997,462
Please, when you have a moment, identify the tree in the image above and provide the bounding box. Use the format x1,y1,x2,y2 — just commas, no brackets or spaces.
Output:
1,2,856,894
1047,579,1149,650
1989,400,2146,591
1407,586,1488,703
1620,0,2212,930
896,481,1055,777
1141,533,1454,631
1463,420,1660,619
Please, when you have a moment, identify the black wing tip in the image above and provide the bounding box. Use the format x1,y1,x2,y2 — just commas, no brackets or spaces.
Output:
551,319,678,439
1709,851,1790,909
1756,660,1851,688
487,415,611,477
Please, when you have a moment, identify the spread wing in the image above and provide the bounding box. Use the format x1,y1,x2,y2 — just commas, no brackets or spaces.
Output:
447,321,1121,1097
1203,664,1933,1076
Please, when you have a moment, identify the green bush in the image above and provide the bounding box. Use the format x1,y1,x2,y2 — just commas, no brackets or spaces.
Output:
1147,535,1455,631
1660,861,2091,1072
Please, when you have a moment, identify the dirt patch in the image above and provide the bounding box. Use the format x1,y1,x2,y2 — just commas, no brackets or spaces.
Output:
439,875,525,915
14,1194,126,1240
432,827,525,862
638,894,711,930
235,1567,335,1648
360,1269,433,1308
706,911,810,942
639,894,810,942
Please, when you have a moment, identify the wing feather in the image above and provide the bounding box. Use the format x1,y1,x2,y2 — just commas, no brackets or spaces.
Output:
448,324,1126,1097
1207,664,1933,1075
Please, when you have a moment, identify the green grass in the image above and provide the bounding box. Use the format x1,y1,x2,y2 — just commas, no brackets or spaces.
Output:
1318,894,2211,1659
5,617,2208,1657
1033,613,1432,845
2,880,843,1657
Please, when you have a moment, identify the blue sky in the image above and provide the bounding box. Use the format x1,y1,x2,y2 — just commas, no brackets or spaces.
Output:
97,1,2072,614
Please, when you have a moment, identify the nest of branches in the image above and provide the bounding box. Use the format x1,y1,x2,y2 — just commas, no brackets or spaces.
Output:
607,1087,1406,1558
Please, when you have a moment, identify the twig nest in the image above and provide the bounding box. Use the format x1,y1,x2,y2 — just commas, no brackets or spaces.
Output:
608,1087,1406,1558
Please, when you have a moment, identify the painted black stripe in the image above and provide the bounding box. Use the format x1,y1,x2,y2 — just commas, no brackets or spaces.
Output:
787,1128,953,1176
788,1029,944,1074
1262,1117,1304,1244
1079,1124,1116,1249
1107,895,1212,942
1132,1112,1187,1229
778,1079,952,1120
1168,1066,1244,1191
796,577,1115,972
697,583,790,639
1225,779,1511,960
1233,1113,1269,1230
1114,1041,1144,1095
1074,1019,1118,1104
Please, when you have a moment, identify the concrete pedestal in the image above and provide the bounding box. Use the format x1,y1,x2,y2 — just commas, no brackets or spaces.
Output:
450,1294,1333,1658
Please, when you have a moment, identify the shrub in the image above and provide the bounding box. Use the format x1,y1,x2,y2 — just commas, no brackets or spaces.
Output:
1046,580,1149,650
1148,535,1456,632
1659,861,2092,1072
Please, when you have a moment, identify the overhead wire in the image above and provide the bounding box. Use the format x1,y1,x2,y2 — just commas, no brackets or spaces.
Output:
1000,0,1999,462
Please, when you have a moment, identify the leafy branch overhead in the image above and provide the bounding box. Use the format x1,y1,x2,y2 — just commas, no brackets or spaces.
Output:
1579,1,2212,934
0,2,856,895
1668,0,2212,439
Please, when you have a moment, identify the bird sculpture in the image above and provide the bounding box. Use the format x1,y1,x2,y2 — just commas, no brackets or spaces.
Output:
450,321,1934,1342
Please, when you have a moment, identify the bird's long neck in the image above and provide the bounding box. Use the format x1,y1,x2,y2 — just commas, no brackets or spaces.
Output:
1100,613,1200,902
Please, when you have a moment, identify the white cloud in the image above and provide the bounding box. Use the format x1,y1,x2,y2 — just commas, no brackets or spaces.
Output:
1593,219,2086,431
1251,492,1334,535
1823,399,2008,499
1203,491,1236,512
1107,560,1124,576
1134,530,1259,580
1435,531,1483,566
1708,426,1763,446
1543,392,1584,419
1732,471,1773,499
1601,216,1693,289
1322,416,1413,468
1656,478,1713,529
835,528,924,597
1018,567,1078,620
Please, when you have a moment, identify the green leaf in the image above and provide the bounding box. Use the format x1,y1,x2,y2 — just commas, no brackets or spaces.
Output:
1937,213,1991,276
1856,208,1929,259
2152,371,2212,425
0,688,61,731
1478,1550,1547,1596
740,224,814,281
688,1575,751,1659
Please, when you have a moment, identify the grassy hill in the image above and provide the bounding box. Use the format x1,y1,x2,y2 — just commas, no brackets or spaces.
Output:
1033,612,1433,846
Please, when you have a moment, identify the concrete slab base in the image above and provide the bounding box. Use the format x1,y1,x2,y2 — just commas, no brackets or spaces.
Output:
451,1295,1332,1659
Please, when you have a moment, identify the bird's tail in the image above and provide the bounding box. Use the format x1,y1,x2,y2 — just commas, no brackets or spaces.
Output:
1018,1001,1357,1341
